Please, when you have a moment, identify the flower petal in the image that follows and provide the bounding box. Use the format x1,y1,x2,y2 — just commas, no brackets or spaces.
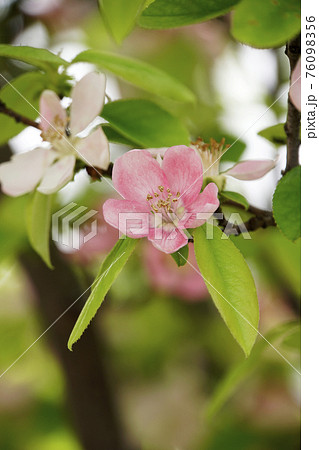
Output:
184,182,219,228
112,149,168,203
70,72,106,135
148,227,189,254
76,127,110,170
290,58,301,112
103,198,150,238
37,155,75,194
0,148,53,197
224,159,277,181
39,90,67,132
161,146,203,205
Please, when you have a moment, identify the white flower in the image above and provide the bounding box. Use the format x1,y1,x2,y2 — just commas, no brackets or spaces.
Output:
0,72,110,196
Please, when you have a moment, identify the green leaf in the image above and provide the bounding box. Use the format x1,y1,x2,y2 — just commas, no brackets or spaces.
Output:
0,196,28,262
0,44,68,70
273,166,301,241
258,123,287,146
205,321,300,418
26,191,53,269
220,191,249,210
0,72,48,145
101,99,189,147
139,0,240,29
68,237,137,350
171,244,189,267
72,50,195,103
102,124,139,147
194,224,259,356
231,0,301,49
99,0,147,43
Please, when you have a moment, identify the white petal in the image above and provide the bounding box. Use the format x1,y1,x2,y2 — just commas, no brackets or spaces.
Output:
76,127,110,170
37,155,76,194
224,159,277,181
69,72,106,135
0,148,53,197
40,90,67,132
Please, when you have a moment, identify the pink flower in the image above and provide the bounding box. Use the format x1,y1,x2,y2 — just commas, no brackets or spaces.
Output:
290,58,301,112
103,146,219,254
143,242,208,301
151,139,278,191
0,72,109,196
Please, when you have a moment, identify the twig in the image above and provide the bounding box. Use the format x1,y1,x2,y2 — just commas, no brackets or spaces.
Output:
187,202,276,242
216,204,275,236
86,162,113,180
284,34,301,174
0,100,40,129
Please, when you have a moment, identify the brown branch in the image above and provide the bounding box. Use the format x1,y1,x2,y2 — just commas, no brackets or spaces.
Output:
216,205,275,236
86,162,113,180
187,202,276,242
284,34,301,174
0,100,40,129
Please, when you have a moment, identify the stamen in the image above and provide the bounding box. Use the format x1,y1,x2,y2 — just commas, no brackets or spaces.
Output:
154,192,159,197
146,194,153,201
158,185,164,192
151,204,159,212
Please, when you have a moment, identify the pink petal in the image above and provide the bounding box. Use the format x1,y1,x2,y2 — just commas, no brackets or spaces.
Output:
184,182,219,228
224,159,277,181
290,58,301,112
76,127,110,170
37,155,76,194
161,146,203,206
39,90,67,132
69,72,106,135
103,198,150,238
0,148,53,197
148,227,189,254
112,149,168,204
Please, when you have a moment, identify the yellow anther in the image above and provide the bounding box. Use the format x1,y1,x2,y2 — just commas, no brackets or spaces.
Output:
158,185,164,192
146,194,153,201
154,192,159,197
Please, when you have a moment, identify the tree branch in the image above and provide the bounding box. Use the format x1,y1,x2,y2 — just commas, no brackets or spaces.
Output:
284,34,301,174
187,203,276,242
0,100,40,129
216,205,275,236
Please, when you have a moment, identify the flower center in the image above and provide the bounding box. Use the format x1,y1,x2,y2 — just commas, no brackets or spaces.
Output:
41,115,76,156
192,137,229,179
146,185,182,223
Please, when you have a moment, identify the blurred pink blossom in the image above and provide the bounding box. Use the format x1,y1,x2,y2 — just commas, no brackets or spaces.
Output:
143,243,208,301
